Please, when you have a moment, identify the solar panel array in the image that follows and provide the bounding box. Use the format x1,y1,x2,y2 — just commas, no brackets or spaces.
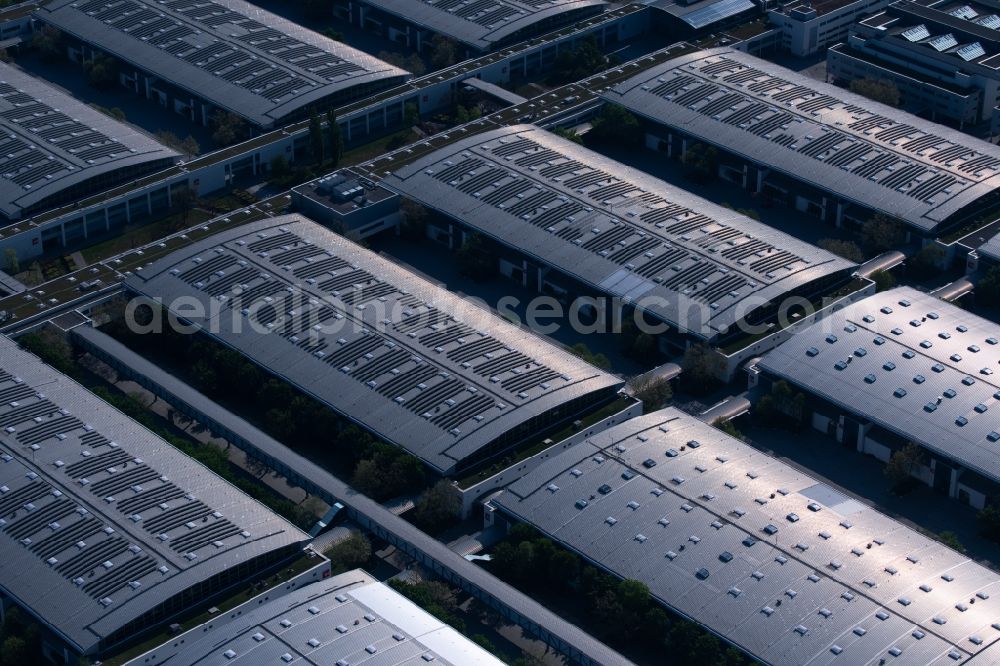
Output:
629,52,1000,204
173,228,581,433
0,80,133,191
427,129,836,303
495,409,1000,666
0,368,254,610
58,0,384,105
128,216,620,472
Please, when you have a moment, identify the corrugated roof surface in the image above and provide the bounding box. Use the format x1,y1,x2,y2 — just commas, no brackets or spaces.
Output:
382,124,853,340
0,62,178,219
759,287,1000,485
0,334,306,653
979,231,1000,261
604,48,1000,233
494,408,1000,665
37,0,410,127
124,214,622,474
361,0,607,51
128,569,506,665
70,324,634,666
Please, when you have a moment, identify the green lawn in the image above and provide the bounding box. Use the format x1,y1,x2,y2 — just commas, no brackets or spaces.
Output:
80,209,215,264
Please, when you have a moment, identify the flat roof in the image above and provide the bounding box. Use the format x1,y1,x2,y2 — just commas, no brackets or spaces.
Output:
759,287,1000,485
360,0,607,52
0,334,306,654
494,408,1000,665
0,62,178,219
36,0,410,128
604,48,1000,233
124,214,622,474
127,569,505,665
381,124,854,341
978,230,1000,261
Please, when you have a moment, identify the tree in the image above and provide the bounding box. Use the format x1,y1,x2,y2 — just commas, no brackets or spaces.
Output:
377,51,427,76
978,500,1000,542
978,265,1000,308
410,479,461,532
210,110,249,147
570,342,611,371
455,233,494,282
548,36,610,85
679,344,719,394
429,35,457,69
326,109,343,168
818,238,865,263
404,102,420,127
884,442,924,493
908,244,946,281
849,78,901,107
399,198,429,240
587,104,642,146
309,112,324,165
324,533,371,573
455,104,469,124
155,131,199,156
861,214,904,254
32,25,62,63
83,54,116,90
92,104,126,121
629,373,672,410
680,142,719,183
3,248,18,276
872,269,896,292
269,154,290,182
1,636,27,664
180,134,200,156
938,531,965,553
551,127,582,144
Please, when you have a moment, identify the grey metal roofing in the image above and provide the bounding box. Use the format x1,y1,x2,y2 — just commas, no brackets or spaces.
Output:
0,62,178,220
381,124,854,341
978,230,1000,261
129,569,506,665
652,0,758,30
604,48,1000,233
0,333,306,654
36,0,410,128
359,0,607,51
74,323,633,666
758,287,1000,485
494,408,1000,665
124,214,622,474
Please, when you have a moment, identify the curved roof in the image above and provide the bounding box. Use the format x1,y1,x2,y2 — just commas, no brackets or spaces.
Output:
127,569,506,665
382,125,853,341
37,0,410,127
0,334,305,654
759,287,1000,485
495,408,1000,665
124,214,622,474
0,63,178,220
366,0,607,51
604,48,1000,233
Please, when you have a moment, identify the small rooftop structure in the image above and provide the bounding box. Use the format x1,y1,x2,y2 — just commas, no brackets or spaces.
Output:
0,62,178,220
37,0,410,128
293,170,401,239
759,287,1000,486
0,333,306,656
604,48,1000,234
494,407,1000,665
126,569,506,665
125,214,623,475
381,124,854,343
